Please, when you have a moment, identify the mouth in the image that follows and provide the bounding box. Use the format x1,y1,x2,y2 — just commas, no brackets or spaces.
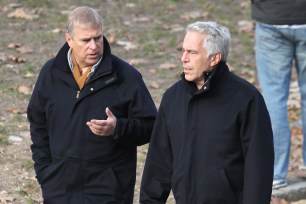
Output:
88,53,99,59
184,67,192,72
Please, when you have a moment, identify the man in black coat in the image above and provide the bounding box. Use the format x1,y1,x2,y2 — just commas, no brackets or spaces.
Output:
140,21,274,204
27,6,157,204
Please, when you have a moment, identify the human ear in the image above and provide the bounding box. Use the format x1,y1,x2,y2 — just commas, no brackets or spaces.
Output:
210,53,222,66
65,33,73,47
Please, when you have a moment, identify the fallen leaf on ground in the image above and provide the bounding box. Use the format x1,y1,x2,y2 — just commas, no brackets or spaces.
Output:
181,11,209,20
6,108,27,114
51,28,62,34
7,43,21,49
108,34,116,45
18,86,32,95
116,40,138,50
270,196,290,204
8,55,26,63
128,59,147,66
0,191,15,204
149,81,160,89
16,47,33,54
7,8,39,20
159,63,176,70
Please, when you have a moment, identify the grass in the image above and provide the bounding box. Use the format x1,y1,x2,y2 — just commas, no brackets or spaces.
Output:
19,0,53,8
0,123,10,146
21,159,34,171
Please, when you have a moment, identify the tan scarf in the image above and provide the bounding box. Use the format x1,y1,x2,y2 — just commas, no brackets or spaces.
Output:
71,50,92,90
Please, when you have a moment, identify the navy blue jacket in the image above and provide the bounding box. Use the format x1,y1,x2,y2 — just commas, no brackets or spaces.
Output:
27,37,157,204
140,63,274,204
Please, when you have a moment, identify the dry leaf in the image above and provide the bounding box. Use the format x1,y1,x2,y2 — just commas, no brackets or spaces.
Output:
116,40,138,50
126,3,136,8
7,8,39,20
128,59,147,66
132,15,150,22
159,63,176,70
8,55,26,63
6,108,27,114
270,196,290,204
149,69,156,74
181,11,209,20
16,46,33,54
18,86,32,95
51,28,62,34
291,128,303,137
7,43,21,49
0,191,15,204
288,110,299,121
25,72,35,78
149,81,160,89
108,35,117,45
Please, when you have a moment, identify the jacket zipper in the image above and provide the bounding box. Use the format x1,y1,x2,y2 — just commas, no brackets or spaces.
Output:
75,70,113,99
76,90,80,99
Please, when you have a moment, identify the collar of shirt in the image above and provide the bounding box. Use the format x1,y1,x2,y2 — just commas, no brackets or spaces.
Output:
67,48,102,79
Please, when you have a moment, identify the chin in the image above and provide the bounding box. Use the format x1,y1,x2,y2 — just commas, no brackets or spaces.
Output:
184,75,194,82
87,59,99,65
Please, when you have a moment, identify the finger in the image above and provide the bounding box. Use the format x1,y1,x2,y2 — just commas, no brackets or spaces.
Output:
105,107,115,119
89,119,108,126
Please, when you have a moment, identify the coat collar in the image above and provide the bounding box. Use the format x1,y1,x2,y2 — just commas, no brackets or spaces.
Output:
181,61,229,94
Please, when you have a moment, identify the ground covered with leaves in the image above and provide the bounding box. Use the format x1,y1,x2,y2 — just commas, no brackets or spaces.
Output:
0,0,305,203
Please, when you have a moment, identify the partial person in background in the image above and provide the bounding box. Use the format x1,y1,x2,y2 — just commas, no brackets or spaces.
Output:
251,0,306,189
27,6,156,204
140,21,274,204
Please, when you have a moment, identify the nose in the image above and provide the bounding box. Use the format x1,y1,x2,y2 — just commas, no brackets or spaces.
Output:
181,51,188,63
89,39,97,50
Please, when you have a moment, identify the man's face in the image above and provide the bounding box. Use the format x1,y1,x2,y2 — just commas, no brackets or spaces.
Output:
181,31,213,89
66,23,103,68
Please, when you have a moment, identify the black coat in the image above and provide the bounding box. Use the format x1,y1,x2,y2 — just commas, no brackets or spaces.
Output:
27,37,157,204
140,63,274,204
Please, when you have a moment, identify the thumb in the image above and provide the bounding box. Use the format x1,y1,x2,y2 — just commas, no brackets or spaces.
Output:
105,107,115,119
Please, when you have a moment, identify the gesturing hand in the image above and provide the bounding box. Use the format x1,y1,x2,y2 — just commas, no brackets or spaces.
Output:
86,107,117,136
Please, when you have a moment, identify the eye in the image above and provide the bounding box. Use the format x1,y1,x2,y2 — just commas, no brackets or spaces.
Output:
82,39,90,43
94,36,102,42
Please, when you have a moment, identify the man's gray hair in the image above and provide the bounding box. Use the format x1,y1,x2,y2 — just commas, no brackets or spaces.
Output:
186,21,231,62
67,6,103,37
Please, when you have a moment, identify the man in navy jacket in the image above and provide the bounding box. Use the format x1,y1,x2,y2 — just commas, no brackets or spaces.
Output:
27,6,156,204
140,21,274,204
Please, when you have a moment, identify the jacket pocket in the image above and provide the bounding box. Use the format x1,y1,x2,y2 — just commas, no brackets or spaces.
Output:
40,158,67,202
197,168,238,204
39,158,64,186
84,167,125,203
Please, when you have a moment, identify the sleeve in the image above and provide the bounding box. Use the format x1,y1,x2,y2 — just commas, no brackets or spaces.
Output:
139,100,173,203
111,72,157,146
240,92,274,204
27,66,52,184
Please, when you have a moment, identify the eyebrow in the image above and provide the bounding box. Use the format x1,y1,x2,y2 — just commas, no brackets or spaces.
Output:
80,34,103,41
182,48,199,53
